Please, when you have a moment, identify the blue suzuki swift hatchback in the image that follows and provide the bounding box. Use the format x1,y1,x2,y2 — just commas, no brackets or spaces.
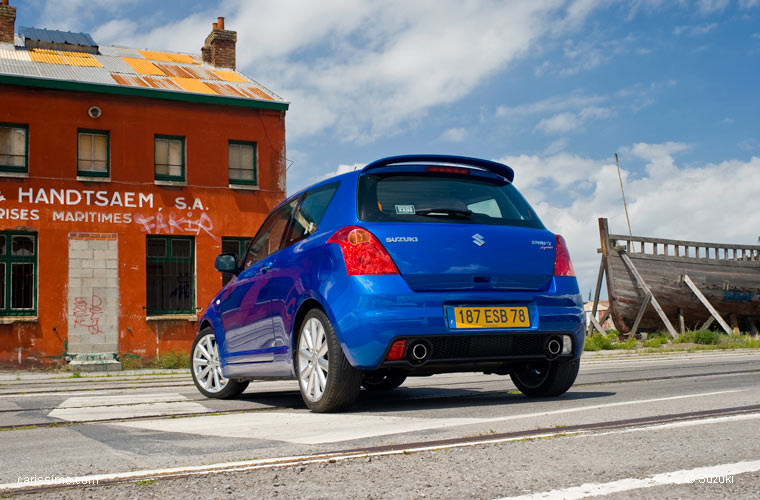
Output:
191,155,585,412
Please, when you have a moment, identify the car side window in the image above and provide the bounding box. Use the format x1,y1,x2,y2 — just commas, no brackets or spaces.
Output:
243,199,297,269
285,182,340,246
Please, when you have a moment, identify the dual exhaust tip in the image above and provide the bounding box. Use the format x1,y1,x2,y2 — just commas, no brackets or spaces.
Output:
393,335,572,364
409,341,431,364
545,335,573,359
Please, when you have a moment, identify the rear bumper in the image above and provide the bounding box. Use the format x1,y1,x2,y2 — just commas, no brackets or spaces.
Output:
323,274,585,370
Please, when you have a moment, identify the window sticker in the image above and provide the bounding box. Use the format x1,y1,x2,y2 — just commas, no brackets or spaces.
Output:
395,204,415,215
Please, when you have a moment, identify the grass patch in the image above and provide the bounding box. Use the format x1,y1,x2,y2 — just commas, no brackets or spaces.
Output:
136,479,156,486
586,329,760,352
118,351,190,370
155,351,190,369
584,331,636,351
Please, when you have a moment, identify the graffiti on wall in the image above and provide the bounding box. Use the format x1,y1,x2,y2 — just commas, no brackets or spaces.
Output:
134,212,217,239
72,295,103,335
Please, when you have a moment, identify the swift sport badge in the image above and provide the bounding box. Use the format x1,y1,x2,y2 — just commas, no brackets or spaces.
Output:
472,234,485,246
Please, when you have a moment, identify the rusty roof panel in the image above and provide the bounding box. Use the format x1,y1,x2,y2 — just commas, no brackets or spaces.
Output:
180,65,221,81
110,73,149,87
243,86,273,100
141,75,183,91
204,82,247,98
154,63,194,79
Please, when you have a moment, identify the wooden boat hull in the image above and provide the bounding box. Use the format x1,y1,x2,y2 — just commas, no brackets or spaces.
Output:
596,218,760,334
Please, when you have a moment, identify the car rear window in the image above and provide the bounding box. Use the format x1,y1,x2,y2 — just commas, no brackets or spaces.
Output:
357,173,544,228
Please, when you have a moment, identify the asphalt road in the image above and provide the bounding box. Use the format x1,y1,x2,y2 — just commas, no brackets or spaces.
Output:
0,349,758,499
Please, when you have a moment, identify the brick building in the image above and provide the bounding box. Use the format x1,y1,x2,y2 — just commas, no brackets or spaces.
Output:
0,1,289,369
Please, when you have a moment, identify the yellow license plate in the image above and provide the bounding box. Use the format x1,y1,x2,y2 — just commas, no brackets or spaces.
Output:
452,306,530,328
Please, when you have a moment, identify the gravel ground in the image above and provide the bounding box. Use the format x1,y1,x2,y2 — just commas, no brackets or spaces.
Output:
23,416,760,500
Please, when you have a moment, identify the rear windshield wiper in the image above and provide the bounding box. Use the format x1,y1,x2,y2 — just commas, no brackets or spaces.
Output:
415,208,473,219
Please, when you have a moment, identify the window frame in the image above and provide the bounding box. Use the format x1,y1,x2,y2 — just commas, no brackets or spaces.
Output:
77,128,110,178
0,231,37,316
0,123,29,174
242,199,298,270
154,135,186,182
283,182,340,247
228,140,258,186
145,235,195,316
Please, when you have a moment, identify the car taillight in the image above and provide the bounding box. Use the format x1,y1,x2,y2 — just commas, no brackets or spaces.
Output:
553,235,576,277
327,226,400,276
386,340,407,361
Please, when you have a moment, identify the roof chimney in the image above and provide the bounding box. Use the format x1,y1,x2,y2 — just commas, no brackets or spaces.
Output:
201,16,236,70
0,0,16,45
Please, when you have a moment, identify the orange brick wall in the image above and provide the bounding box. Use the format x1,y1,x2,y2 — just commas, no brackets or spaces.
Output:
0,83,286,367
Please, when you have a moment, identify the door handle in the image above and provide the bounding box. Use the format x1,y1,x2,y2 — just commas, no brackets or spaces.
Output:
260,264,273,274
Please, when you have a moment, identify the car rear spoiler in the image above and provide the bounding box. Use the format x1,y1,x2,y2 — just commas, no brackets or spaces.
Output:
360,154,514,183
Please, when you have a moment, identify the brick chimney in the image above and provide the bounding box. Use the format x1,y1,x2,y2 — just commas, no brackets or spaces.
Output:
201,17,236,70
0,0,16,45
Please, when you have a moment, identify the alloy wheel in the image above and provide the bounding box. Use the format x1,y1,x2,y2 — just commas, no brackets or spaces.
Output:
298,317,329,402
192,332,228,394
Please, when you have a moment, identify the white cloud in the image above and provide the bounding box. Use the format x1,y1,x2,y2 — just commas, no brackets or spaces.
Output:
85,0,607,143
697,0,730,14
498,145,760,297
320,163,364,180
535,106,613,134
497,92,607,118
439,127,468,143
739,0,760,8
674,23,718,36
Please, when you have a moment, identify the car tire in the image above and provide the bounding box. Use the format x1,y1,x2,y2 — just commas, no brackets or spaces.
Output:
510,358,580,397
191,328,249,399
296,308,362,412
362,370,407,391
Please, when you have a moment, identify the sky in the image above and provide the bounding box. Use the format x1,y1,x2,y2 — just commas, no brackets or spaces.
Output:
15,0,760,297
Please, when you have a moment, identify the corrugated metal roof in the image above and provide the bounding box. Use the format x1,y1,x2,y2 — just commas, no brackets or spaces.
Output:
121,57,164,76
93,54,136,74
0,48,31,61
0,58,43,78
0,31,287,106
99,46,141,58
18,27,98,47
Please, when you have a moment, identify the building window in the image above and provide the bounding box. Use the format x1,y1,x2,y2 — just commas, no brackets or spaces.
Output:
0,232,37,315
154,135,185,182
229,141,257,185
77,129,109,177
146,236,194,315
220,237,251,286
0,124,29,173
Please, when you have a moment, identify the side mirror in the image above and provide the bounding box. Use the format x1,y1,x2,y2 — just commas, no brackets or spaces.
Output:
214,253,239,274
